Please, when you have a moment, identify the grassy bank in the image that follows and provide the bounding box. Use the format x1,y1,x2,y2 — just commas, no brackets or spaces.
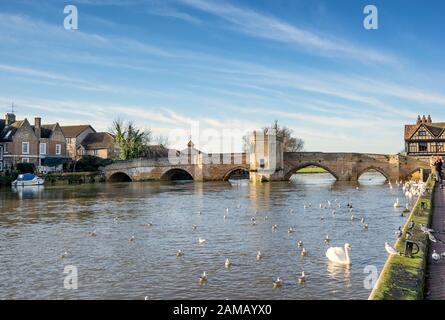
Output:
369,177,435,300
296,167,327,174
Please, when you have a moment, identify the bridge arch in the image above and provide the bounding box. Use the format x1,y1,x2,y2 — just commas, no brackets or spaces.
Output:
284,162,339,180
357,166,390,181
109,172,132,182
404,168,422,181
222,166,250,181
161,168,194,181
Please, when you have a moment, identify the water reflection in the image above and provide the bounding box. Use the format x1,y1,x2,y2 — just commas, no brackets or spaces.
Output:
0,172,407,299
11,186,45,200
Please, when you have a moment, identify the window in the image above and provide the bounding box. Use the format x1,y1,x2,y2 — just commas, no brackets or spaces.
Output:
419,142,428,152
22,142,29,154
22,158,29,163
39,143,46,155
418,130,427,136
0,161,3,171
56,144,62,155
93,149,98,156
0,145,3,160
4,143,7,153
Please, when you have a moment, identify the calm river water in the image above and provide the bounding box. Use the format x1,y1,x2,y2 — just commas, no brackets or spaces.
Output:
0,173,410,300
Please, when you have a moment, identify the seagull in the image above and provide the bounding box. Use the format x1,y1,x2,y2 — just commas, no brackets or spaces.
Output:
256,251,263,260
432,250,441,261
301,248,307,256
298,271,306,284
198,238,207,245
273,277,283,288
361,217,366,224
225,258,232,268
320,216,325,221
198,271,208,284
363,223,369,230
176,249,184,257
288,227,295,234
324,235,331,243
129,236,135,242
198,211,202,215
272,224,278,231
90,229,97,237
297,240,303,248
385,242,399,255
351,215,355,221
290,209,294,214
395,227,402,238
61,251,68,259
192,224,198,230
264,216,268,221
142,222,153,227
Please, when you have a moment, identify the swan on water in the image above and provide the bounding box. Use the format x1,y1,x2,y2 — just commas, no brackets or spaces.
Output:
298,271,306,284
394,198,401,208
90,229,97,237
256,251,263,260
273,277,283,288
326,243,352,265
176,249,184,257
297,240,303,248
198,238,207,245
301,248,307,256
432,250,441,261
385,242,399,255
225,258,232,268
361,217,365,224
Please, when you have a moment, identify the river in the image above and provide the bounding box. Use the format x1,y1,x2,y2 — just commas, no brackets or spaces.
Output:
0,172,410,299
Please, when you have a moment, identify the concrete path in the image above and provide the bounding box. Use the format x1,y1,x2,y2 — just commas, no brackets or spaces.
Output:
425,184,445,299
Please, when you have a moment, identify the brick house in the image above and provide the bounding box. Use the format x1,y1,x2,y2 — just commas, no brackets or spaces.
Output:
61,125,117,160
0,113,68,172
78,132,118,159
60,125,96,160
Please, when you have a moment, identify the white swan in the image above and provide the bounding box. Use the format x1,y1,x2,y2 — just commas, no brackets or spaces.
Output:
225,258,232,268
394,198,401,208
198,238,207,245
198,271,207,284
326,243,352,265
385,242,399,255
297,240,303,247
301,247,307,256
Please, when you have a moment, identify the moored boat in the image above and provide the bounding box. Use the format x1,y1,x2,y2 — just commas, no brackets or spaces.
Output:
12,173,45,187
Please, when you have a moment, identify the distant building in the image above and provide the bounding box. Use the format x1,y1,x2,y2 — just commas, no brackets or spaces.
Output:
60,125,96,159
79,132,118,159
0,113,68,172
61,125,116,160
405,115,445,156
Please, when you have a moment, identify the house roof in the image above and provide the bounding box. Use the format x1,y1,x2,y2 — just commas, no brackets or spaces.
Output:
405,122,445,140
81,132,114,150
60,125,95,138
0,118,63,141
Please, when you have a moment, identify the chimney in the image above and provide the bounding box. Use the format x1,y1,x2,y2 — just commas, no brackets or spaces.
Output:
416,115,421,124
34,117,41,138
427,115,432,123
5,113,16,126
422,115,427,124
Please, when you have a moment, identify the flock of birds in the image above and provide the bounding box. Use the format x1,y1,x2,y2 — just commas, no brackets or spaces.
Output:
59,178,445,290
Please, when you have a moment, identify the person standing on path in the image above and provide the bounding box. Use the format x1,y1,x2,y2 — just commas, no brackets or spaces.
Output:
434,155,443,185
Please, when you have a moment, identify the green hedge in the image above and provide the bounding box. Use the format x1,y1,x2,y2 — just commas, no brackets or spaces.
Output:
369,177,435,300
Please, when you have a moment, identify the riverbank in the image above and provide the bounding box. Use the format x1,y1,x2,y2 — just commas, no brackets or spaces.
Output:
369,177,435,300
0,172,105,187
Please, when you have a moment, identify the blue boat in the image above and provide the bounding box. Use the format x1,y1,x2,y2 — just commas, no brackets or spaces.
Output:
12,173,45,187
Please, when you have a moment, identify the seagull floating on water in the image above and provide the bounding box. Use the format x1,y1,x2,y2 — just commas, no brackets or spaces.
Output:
272,224,278,231
288,227,295,234
297,240,303,248
61,251,68,259
385,242,399,255
273,277,283,288
324,235,331,243
90,229,97,237
198,238,207,245
301,248,307,256
256,251,263,260
198,271,208,284
298,271,306,284
176,249,184,257
225,258,232,268
129,235,135,242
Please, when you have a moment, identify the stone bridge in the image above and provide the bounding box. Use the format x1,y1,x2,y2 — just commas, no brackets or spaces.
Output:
103,151,429,183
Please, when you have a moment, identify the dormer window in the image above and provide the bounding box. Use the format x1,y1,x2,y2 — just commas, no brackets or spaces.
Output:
418,130,427,136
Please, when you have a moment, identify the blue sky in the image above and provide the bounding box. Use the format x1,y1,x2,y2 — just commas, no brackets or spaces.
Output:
1,0,445,153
